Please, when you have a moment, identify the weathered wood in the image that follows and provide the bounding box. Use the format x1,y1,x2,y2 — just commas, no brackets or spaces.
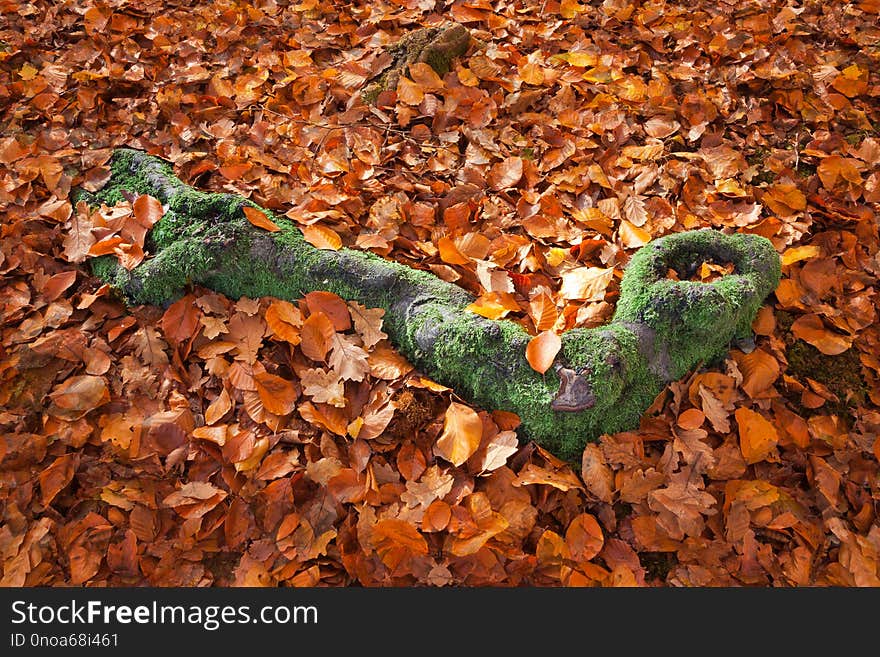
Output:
74,148,781,460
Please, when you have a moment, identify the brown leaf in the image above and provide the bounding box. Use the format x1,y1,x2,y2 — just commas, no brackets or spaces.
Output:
161,295,201,346
48,375,109,420
39,453,79,506
348,301,387,349
265,299,302,345
580,443,614,503
732,348,780,398
488,156,524,190
559,267,613,301
205,388,232,425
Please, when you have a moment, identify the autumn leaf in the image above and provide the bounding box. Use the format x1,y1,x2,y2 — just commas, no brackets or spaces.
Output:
243,205,280,232
488,156,523,190
300,368,346,406
465,291,521,320
305,291,351,331
348,301,387,349
300,311,336,361
48,375,110,420
254,372,300,415
732,348,780,398
265,299,302,345
790,313,853,355
525,330,561,374
161,295,201,345
434,401,483,466
580,443,614,503
329,333,370,381
205,388,232,424
559,267,613,301
39,453,80,506
301,224,342,250
735,407,780,464
566,513,604,562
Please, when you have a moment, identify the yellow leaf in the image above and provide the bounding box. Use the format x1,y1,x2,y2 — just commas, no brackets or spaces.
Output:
559,266,613,301
781,245,821,266
619,219,651,249
553,51,597,67
465,291,520,320
434,401,483,466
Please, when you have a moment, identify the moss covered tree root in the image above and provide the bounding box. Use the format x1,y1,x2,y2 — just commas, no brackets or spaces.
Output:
75,149,781,461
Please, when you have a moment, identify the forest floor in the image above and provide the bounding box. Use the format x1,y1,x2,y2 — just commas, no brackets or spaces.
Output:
1,0,879,586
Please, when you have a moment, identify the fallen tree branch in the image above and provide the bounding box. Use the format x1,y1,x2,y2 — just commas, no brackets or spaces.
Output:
73,148,781,460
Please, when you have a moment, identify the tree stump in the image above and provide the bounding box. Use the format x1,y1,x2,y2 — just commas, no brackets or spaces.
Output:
361,23,471,103
73,148,781,460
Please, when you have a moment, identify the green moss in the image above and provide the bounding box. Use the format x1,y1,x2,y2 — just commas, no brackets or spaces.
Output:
74,150,782,463
786,337,866,419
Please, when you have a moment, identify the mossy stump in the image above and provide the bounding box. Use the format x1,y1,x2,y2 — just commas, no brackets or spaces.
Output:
74,148,781,461
361,23,471,104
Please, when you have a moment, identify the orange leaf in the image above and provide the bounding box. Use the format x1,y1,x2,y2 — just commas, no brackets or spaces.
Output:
254,372,300,415
39,453,80,506
434,401,483,466
205,388,232,425
732,348,780,398
300,311,336,361
619,219,651,248
48,375,109,420
780,244,820,266
372,518,429,555
396,76,424,105
131,193,164,233
243,205,280,232
525,330,561,374
422,500,452,532
735,407,779,464
565,513,604,562
487,156,524,191
676,408,706,430
817,156,862,192
437,236,470,265
42,270,78,301
529,291,558,332
465,291,520,320
790,313,852,355
161,294,201,345
580,443,614,503
301,224,342,250
305,291,351,331
265,299,302,345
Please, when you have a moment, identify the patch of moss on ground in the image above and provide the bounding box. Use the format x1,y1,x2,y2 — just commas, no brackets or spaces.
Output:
777,310,867,419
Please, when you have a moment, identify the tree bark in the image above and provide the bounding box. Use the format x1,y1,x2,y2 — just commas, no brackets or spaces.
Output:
74,148,781,460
